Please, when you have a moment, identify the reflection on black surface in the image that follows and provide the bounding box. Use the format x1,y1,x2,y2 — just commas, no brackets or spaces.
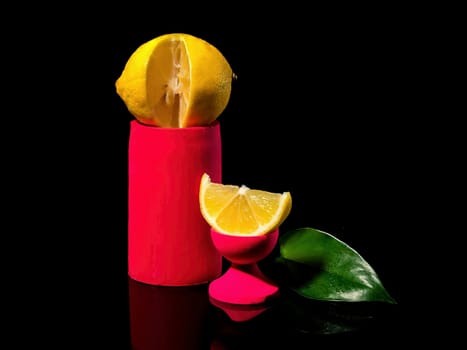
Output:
128,277,212,350
210,293,399,349
128,276,401,349
209,297,272,322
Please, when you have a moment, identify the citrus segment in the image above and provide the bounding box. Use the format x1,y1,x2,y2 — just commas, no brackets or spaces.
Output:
115,33,233,128
199,173,292,236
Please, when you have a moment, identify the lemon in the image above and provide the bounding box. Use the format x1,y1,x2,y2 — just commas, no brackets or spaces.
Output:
199,173,292,236
115,33,234,128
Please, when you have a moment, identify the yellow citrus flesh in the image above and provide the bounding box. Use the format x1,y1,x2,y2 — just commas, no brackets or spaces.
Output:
115,33,233,128
199,173,292,236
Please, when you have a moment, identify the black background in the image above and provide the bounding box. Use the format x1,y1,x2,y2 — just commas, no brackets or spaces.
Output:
9,9,414,348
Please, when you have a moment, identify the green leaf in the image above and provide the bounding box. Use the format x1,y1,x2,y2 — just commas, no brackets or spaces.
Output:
272,227,396,304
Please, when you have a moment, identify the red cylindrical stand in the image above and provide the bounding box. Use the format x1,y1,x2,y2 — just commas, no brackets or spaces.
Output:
128,120,222,286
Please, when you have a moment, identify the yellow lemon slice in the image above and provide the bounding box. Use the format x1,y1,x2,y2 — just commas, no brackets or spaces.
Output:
115,33,233,128
199,173,292,236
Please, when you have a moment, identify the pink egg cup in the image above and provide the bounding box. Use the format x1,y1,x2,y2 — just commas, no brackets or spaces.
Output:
208,228,280,306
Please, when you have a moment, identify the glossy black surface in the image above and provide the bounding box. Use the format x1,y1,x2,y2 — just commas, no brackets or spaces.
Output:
124,275,402,349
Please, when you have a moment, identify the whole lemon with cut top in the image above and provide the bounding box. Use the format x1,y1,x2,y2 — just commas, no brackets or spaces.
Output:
115,33,234,128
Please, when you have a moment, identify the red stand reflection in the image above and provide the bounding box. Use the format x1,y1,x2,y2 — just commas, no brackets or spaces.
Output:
128,277,211,349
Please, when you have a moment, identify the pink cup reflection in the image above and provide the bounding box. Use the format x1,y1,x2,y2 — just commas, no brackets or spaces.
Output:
208,228,280,305
210,297,271,322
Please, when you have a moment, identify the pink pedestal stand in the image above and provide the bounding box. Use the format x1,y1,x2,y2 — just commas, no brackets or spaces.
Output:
208,228,280,306
128,120,222,286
